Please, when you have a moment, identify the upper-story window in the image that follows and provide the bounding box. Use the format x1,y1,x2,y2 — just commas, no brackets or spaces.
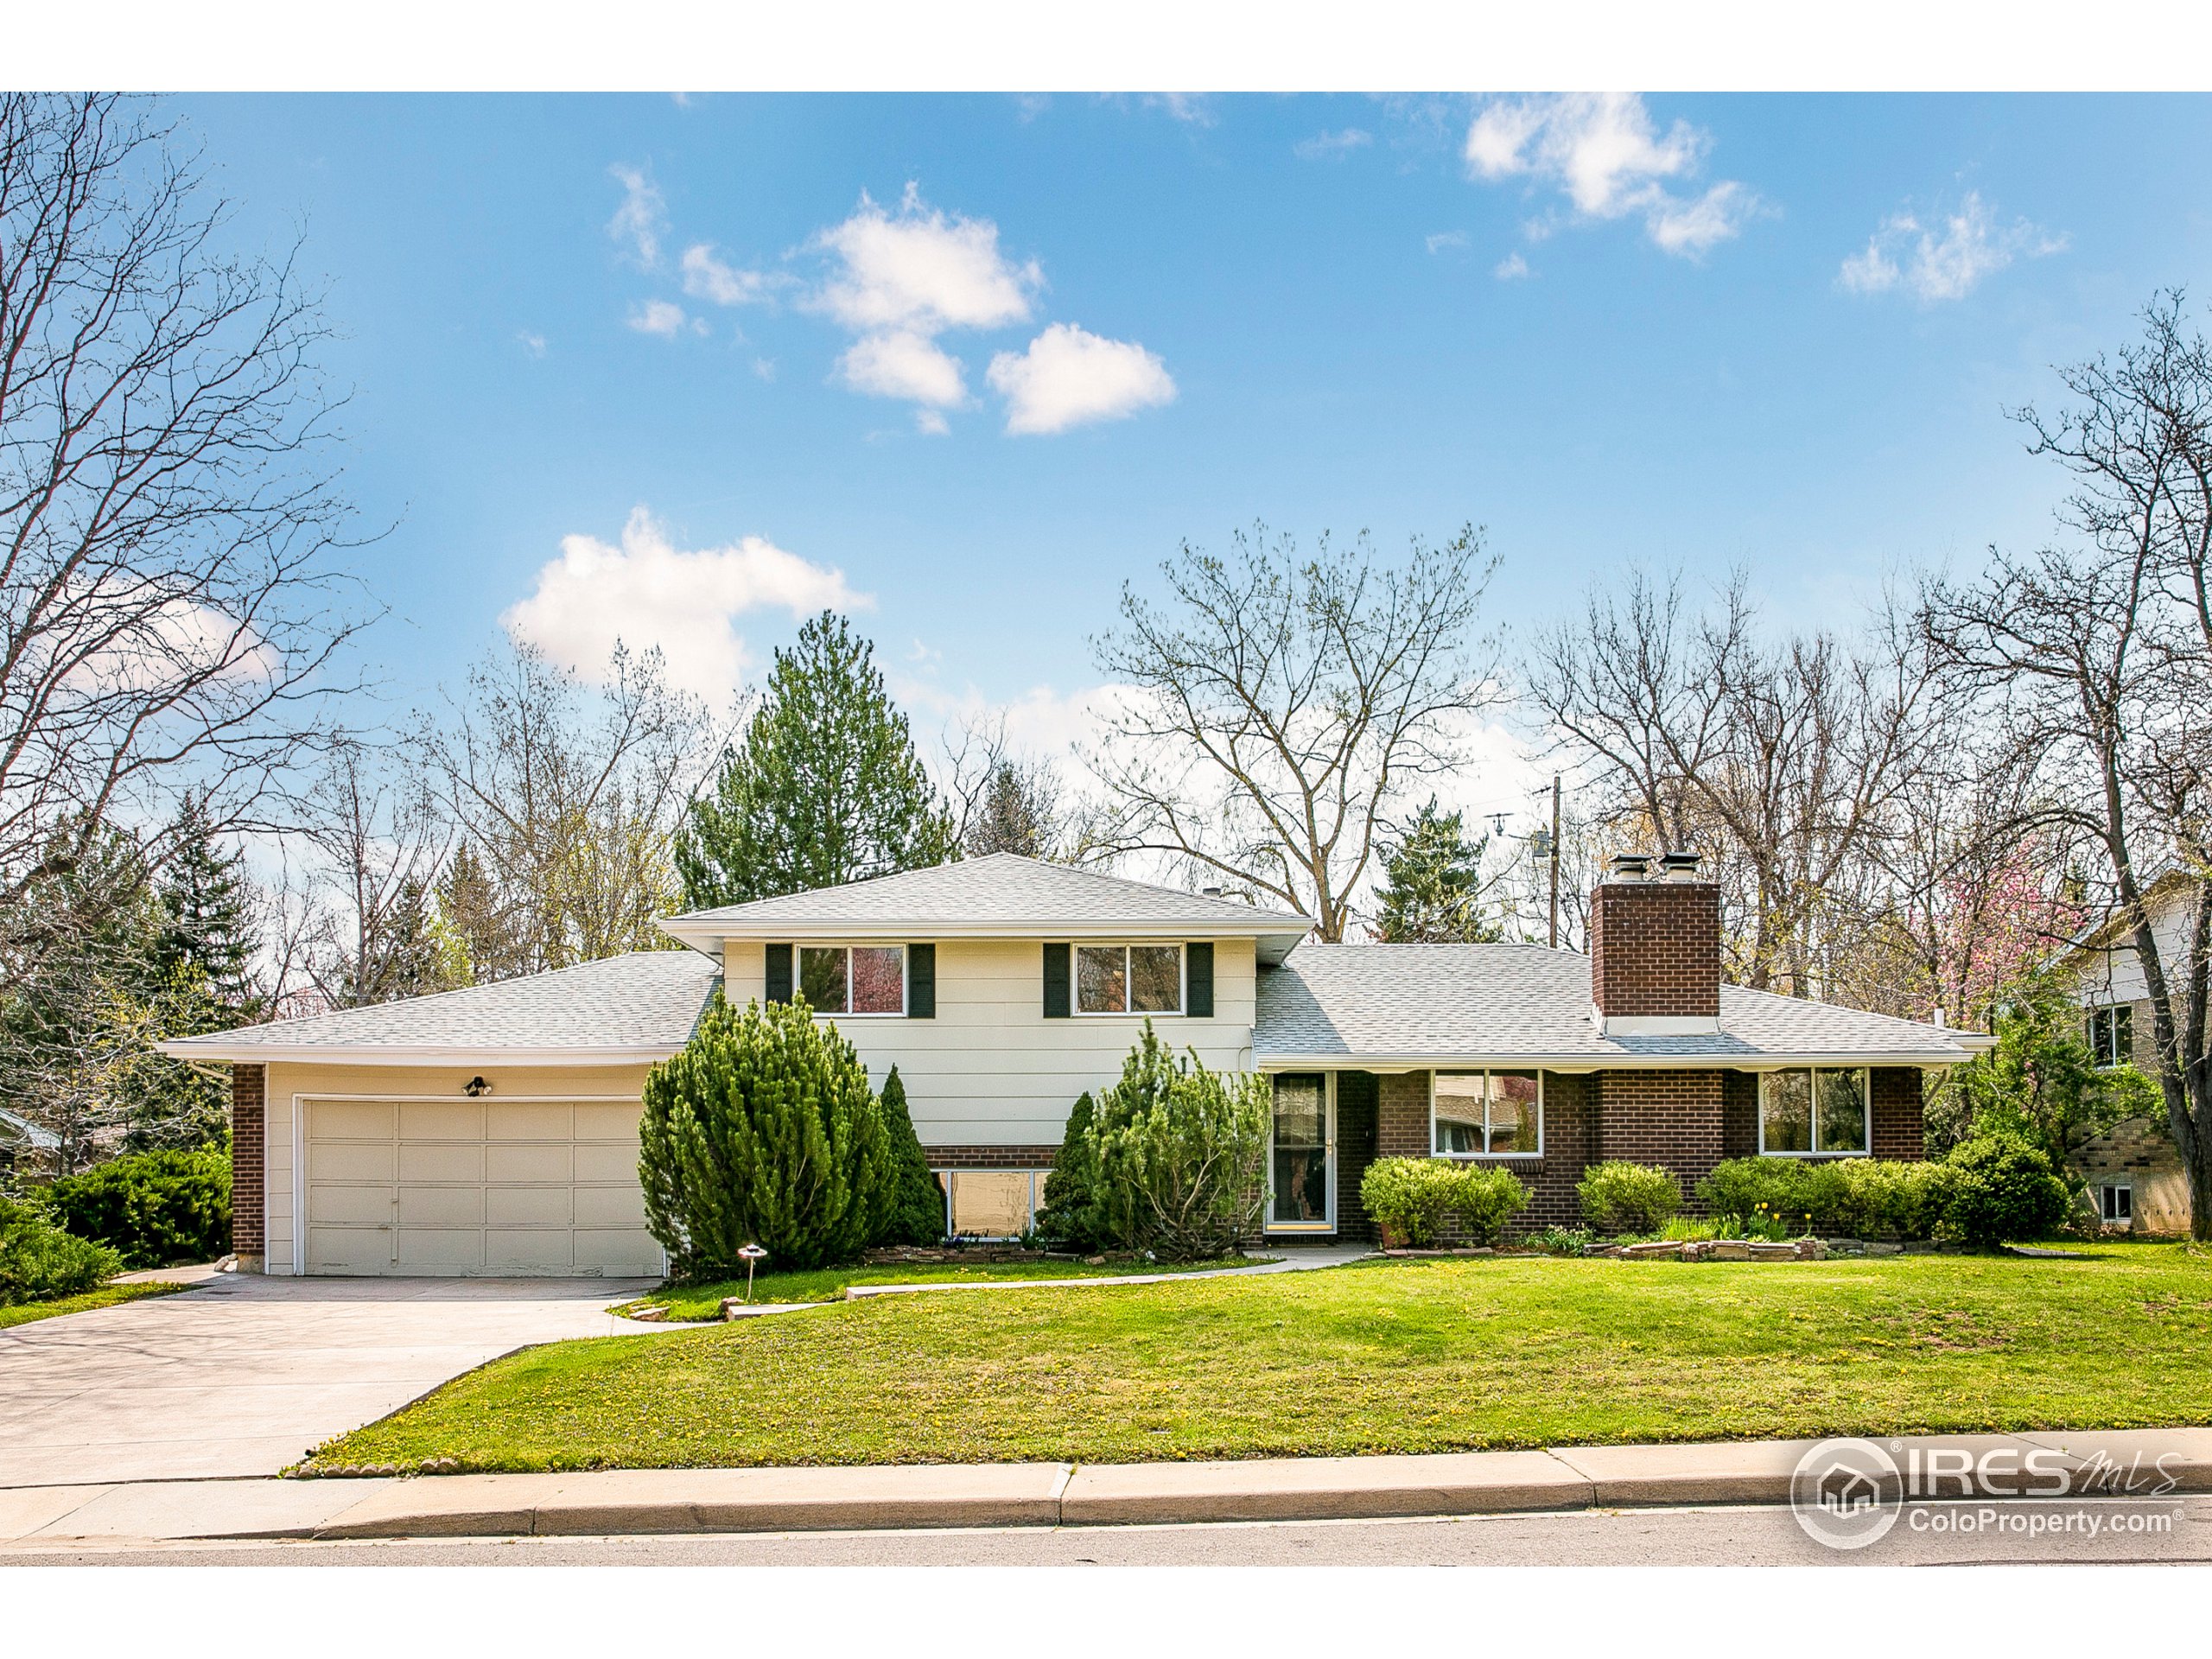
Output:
1758,1067,1869,1156
1076,944,1183,1015
800,944,906,1016
2087,1004,2133,1069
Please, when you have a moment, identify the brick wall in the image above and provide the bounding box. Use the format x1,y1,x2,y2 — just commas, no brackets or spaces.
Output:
922,1145,1060,1169
1870,1067,1925,1160
1333,1071,1380,1241
231,1064,264,1267
1590,880,1721,1019
1596,1069,1724,1210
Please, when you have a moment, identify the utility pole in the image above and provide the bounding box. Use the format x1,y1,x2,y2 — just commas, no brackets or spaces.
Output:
1547,773,1561,950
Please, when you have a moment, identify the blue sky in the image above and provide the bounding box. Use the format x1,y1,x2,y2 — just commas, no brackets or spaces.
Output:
180,92,2212,816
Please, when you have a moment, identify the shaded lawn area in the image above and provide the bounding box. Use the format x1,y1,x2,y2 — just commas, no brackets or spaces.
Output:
624,1256,1268,1320
312,1244,2212,1474
0,1281,181,1330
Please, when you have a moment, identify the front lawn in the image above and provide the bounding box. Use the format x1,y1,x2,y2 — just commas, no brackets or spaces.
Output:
0,1281,181,1330
622,1255,1267,1320
310,1244,2212,1473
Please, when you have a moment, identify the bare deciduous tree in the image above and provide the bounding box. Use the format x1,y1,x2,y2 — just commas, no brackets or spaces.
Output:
419,641,708,974
296,741,448,1010
1086,524,1501,940
1924,292,2212,1237
0,94,367,994
945,712,1074,861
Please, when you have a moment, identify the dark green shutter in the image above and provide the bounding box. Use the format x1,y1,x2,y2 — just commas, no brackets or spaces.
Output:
1185,942,1214,1018
1042,942,1071,1018
765,943,792,1004
907,943,936,1018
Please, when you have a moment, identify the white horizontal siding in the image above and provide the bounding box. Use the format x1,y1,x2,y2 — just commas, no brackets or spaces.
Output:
722,937,1257,1146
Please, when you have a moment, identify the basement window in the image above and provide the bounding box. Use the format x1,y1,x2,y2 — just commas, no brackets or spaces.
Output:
939,1170,1048,1240
1758,1067,1869,1157
2098,1183,2133,1226
799,944,906,1016
1432,1071,1543,1157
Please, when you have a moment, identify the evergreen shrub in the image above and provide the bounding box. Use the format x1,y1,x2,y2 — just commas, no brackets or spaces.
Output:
1577,1160,1683,1235
873,1065,946,1247
45,1148,231,1268
0,1195,121,1305
639,992,891,1276
1084,1024,1269,1262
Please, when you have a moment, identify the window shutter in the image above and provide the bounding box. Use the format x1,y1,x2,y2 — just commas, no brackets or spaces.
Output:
907,943,936,1019
1042,942,1071,1018
765,943,792,1004
1185,942,1215,1018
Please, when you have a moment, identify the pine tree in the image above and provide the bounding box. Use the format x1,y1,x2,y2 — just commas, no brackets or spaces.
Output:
432,842,521,988
1373,798,1500,944
1035,1090,1106,1249
873,1065,947,1246
677,612,956,906
155,793,260,1018
638,990,892,1274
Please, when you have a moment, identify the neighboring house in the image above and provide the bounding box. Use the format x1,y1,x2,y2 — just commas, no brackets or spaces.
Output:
164,851,1987,1276
2052,874,2199,1235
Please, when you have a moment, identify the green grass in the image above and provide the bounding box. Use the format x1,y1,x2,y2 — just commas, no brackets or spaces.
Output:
311,1244,2212,1474
620,1255,1268,1320
0,1281,181,1330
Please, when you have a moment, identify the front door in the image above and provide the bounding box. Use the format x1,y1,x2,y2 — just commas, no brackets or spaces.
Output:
1268,1072,1334,1231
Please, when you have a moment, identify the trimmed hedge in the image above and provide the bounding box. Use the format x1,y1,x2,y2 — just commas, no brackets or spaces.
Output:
1359,1157,1531,1247
1577,1160,1682,1235
44,1148,231,1269
1698,1135,2073,1244
0,1195,122,1305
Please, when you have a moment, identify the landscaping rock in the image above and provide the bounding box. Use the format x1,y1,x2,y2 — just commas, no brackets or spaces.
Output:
1794,1239,1828,1260
626,1305,669,1322
1900,1241,1939,1254
1864,1241,1904,1256
1704,1241,1753,1261
1618,1241,1684,1258
1745,1242,1798,1260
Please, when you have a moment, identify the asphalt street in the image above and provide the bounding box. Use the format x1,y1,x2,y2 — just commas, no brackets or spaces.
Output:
5,1497,2207,1567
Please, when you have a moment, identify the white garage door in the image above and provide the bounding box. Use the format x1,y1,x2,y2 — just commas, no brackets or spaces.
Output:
303,1097,664,1277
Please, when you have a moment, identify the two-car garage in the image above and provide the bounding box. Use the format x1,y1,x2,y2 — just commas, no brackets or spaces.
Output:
302,1096,664,1277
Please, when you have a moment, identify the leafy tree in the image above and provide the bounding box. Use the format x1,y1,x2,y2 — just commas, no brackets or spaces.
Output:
154,794,261,1019
1942,1134,2074,1244
1373,798,1500,943
1929,973,2162,1171
679,613,954,906
638,991,891,1275
1036,1090,1106,1249
872,1065,945,1246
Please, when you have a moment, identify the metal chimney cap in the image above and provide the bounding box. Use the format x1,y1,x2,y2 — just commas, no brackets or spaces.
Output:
1609,854,1653,880
1659,850,1703,881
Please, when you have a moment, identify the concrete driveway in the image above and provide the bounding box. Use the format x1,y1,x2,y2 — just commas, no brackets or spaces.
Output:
0,1274,658,1487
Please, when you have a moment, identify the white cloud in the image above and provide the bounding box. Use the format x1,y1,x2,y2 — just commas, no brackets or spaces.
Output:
502,507,868,704
838,329,966,408
987,323,1176,435
1838,191,2066,302
626,298,687,337
810,185,1039,337
681,243,775,307
1426,231,1470,254
1493,251,1532,281
1142,93,1215,126
1294,127,1373,161
517,331,547,358
914,409,950,437
1463,93,1758,258
607,163,666,269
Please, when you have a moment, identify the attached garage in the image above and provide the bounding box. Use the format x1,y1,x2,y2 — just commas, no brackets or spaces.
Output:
302,1096,661,1277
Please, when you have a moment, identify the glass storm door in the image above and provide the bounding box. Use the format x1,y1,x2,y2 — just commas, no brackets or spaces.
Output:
1269,1073,1334,1230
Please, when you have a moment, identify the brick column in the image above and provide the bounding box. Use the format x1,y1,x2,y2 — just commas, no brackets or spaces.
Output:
231,1064,265,1272
1376,1071,1433,1158
1870,1068,1926,1160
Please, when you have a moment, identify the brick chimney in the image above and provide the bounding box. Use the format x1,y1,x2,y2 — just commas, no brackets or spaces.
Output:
1589,852,1720,1035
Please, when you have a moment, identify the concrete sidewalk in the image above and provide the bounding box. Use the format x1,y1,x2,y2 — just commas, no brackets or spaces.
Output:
5,1427,2207,1545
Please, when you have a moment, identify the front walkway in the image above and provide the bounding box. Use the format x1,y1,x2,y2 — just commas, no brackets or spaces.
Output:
0,1274,660,1487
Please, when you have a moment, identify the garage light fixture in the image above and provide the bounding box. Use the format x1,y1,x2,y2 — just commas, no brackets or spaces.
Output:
463,1076,492,1097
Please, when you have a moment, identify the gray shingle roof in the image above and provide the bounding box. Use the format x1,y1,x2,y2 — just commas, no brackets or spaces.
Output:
1255,943,1986,1065
162,950,719,1060
664,853,1312,934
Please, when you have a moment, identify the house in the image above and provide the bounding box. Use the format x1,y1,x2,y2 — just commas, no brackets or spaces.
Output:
2051,874,2197,1235
163,851,1989,1276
